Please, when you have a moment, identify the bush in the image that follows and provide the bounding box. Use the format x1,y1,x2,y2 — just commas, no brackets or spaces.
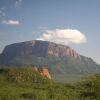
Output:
77,74,100,100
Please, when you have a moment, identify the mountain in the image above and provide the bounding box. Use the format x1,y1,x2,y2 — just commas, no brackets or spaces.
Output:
0,40,80,61
0,40,100,82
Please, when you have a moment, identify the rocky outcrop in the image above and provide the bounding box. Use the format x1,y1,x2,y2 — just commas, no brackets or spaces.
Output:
38,68,51,79
33,67,51,79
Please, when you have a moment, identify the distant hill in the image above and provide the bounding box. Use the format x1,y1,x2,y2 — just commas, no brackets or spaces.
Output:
0,40,100,82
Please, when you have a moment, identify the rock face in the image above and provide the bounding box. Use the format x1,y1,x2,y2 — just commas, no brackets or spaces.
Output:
0,40,80,63
47,42,80,58
38,68,51,79
33,67,51,79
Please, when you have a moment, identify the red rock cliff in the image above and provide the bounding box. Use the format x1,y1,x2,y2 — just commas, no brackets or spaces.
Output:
33,67,51,79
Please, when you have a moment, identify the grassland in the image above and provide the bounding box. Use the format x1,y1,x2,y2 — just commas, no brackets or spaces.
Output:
0,67,100,100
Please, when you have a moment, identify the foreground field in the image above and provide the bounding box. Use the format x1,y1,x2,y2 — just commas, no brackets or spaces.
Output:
0,67,100,100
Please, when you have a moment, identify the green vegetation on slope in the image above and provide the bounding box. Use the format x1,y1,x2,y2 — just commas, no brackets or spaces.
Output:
0,67,78,100
4,55,100,82
0,67,100,100
6,55,100,74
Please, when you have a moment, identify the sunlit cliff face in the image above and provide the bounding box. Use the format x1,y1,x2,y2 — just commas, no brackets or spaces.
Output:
33,67,51,79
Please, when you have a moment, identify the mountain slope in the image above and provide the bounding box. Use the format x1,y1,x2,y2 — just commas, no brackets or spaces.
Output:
0,40,100,82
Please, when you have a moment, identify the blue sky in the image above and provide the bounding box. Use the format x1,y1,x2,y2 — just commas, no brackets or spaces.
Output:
0,0,100,64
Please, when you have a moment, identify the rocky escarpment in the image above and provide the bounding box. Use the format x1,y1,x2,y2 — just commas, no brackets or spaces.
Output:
0,40,80,64
33,67,51,79
47,42,80,58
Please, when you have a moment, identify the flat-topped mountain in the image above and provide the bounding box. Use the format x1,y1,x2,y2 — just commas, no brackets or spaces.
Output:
0,40,80,61
0,40,100,82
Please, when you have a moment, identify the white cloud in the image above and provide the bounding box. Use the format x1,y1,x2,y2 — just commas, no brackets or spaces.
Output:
1,20,20,25
15,0,23,8
37,29,87,45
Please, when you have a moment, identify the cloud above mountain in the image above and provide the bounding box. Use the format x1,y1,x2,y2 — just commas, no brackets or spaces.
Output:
37,29,87,45
1,20,20,25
